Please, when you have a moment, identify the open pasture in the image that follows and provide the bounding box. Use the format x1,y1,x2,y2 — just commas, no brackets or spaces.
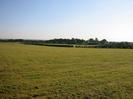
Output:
0,43,133,99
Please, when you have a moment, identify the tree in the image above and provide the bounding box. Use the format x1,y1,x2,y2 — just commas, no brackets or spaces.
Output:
100,39,108,44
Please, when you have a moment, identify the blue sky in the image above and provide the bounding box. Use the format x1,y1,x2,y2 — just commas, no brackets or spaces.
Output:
0,0,133,41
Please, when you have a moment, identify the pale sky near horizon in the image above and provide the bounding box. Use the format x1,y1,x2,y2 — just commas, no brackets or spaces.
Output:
0,0,133,41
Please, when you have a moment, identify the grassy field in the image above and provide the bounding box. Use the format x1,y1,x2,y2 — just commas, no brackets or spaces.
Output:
0,43,133,99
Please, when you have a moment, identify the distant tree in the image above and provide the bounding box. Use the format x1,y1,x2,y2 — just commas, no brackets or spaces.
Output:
100,39,108,44
95,38,99,44
87,38,95,45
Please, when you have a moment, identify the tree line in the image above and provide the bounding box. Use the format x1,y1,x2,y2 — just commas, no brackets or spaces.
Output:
44,38,108,45
0,38,133,49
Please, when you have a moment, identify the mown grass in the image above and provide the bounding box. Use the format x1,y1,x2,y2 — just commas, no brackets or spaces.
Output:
0,43,133,99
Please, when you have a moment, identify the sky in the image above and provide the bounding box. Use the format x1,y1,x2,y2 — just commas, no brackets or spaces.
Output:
0,0,133,41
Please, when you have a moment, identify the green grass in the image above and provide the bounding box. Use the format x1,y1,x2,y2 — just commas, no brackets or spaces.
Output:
0,43,133,99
